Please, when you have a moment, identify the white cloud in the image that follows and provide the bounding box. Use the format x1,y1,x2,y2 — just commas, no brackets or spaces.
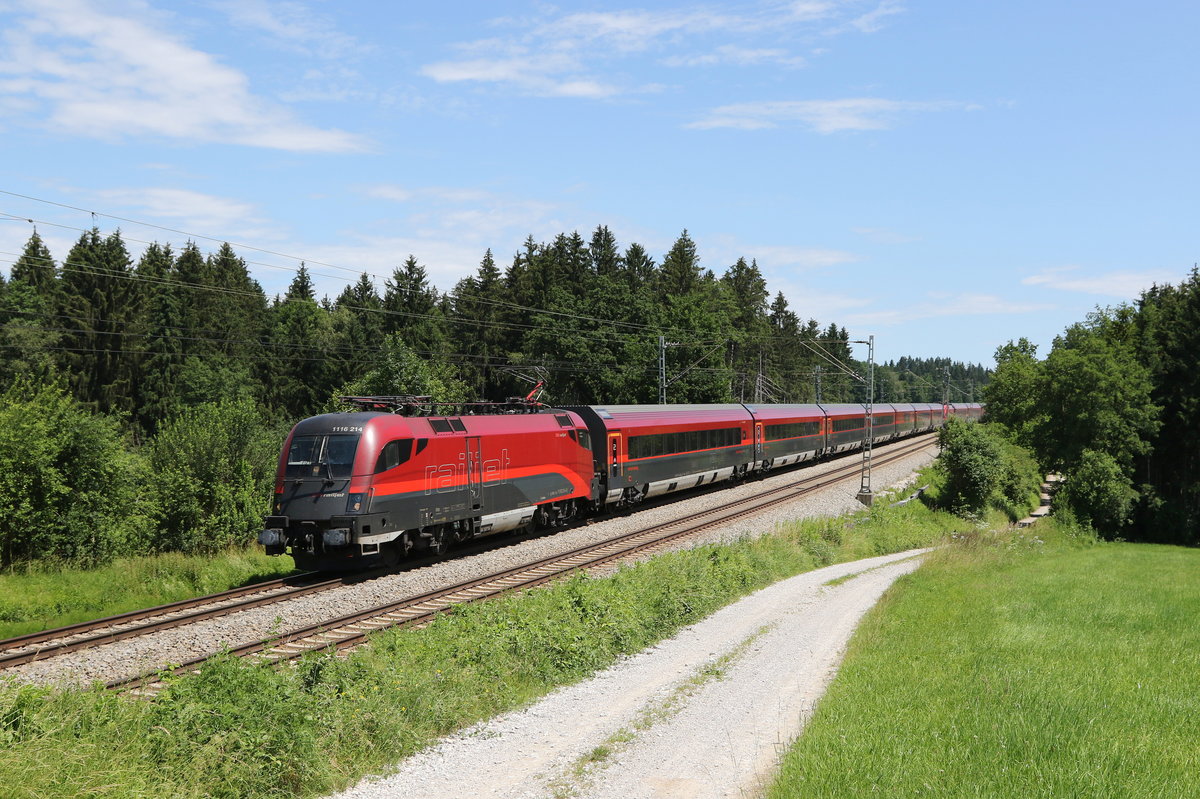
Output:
534,10,739,52
420,50,624,98
844,293,1055,327
848,0,905,33
90,187,280,240
0,0,366,151
688,98,958,132
357,183,568,255
663,45,807,68
212,0,366,60
420,2,886,99
1021,266,1177,298
744,245,859,269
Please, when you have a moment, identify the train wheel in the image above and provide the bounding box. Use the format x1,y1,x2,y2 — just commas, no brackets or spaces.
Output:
381,540,403,570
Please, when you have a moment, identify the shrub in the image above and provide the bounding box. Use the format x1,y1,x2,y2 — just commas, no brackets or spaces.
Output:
0,380,150,568
937,418,1002,515
146,400,284,553
1057,448,1138,538
937,419,1041,519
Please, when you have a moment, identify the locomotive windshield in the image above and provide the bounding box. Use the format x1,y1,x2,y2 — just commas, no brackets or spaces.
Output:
285,434,359,480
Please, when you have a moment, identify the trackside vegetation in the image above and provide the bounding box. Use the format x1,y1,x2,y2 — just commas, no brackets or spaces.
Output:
0,489,964,799
0,550,298,640
767,521,1200,798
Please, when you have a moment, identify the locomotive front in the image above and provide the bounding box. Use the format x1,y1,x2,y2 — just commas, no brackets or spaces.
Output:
258,411,409,569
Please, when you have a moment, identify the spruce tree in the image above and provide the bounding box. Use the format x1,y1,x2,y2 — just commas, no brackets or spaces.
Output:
57,229,135,413
0,231,61,383
383,255,446,354
330,273,384,387
268,265,336,418
131,242,182,433
450,249,508,398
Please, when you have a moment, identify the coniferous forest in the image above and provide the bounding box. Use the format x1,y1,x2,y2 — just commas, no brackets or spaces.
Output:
0,225,985,568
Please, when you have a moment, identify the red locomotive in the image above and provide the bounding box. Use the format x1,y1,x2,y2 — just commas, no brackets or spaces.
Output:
259,397,981,570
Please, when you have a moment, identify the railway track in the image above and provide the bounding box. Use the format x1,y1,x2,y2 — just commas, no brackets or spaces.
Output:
103,433,936,695
0,571,348,669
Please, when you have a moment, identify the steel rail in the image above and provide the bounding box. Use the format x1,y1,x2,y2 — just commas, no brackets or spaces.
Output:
0,572,349,669
110,434,936,695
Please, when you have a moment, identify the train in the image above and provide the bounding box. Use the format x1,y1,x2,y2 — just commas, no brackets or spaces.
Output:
259,398,983,571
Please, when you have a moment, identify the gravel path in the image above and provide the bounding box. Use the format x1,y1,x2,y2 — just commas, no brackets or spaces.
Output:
332,549,927,799
8,438,936,687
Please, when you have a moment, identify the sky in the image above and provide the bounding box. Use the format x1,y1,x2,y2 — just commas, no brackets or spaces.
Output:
0,0,1196,368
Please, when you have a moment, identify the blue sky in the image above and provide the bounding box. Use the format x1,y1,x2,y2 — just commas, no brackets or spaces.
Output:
0,0,1195,367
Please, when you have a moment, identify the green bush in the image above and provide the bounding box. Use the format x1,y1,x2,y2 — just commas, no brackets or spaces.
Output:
146,400,285,554
936,419,1041,519
0,380,150,568
1057,448,1138,537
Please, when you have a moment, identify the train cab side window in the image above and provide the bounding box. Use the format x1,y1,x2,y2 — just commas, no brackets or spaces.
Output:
578,430,591,450
374,439,414,473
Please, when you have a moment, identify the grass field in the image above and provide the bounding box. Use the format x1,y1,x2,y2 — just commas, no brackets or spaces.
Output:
0,550,298,640
767,520,1200,798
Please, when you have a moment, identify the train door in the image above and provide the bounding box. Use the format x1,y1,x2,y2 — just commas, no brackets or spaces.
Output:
754,422,763,461
465,436,483,511
607,432,623,483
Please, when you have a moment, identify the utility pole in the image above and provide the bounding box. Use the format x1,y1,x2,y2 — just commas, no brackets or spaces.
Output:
815,365,823,402
658,335,667,404
856,335,875,507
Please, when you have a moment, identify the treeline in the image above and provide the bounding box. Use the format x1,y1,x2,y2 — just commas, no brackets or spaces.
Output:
0,226,980,430
0,225,984,568
984,268,1200,546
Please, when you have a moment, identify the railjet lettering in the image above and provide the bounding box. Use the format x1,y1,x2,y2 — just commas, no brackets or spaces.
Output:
425,449,511,494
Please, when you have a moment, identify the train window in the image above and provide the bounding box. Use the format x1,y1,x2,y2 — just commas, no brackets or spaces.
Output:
286,434,359,479
765,421,821,440
285,436,321,477
323,436,359,479
874,415,894,425
415,438,429,455
578,430,591,450
449,418,467,433
429,419,453,433
555,414,573,428
374,439,414,473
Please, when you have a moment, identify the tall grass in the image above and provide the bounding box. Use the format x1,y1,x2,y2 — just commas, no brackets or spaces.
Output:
0,486,958,798
767,520,1200,798
0,550,298,639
